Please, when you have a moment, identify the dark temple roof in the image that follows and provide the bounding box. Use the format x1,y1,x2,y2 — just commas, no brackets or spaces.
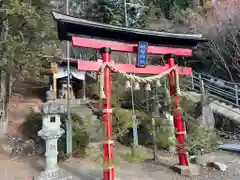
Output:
52,11,207,48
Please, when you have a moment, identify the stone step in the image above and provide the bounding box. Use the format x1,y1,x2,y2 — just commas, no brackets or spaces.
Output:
71,111,93,116
55,99,84,105
65,100,102,140
73,112,93,119
84,116,100,124
91,115,98,121
71,106,92,111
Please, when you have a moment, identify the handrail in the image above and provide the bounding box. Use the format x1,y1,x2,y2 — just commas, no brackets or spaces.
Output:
186,72,240,107
192,71,240,87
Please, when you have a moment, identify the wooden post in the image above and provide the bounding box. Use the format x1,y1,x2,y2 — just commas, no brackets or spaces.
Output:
53,73,57,92
200,79,205,104
51,62,58,92
60,84,64,99
65,87,68,103
191,75,194,90
151,117,157,161
235,84,239,106
198,74,202,91
83,79,86,100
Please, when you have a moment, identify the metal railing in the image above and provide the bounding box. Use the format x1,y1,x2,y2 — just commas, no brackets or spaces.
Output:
185,72,240,108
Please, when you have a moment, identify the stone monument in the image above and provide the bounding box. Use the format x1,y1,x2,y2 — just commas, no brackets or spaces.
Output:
36,90,71,180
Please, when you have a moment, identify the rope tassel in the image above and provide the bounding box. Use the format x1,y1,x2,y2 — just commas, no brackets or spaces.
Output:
100,89,106,99
99,72,106,99
175,71,181,96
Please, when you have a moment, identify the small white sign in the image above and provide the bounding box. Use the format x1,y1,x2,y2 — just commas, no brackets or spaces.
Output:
51,62,57,68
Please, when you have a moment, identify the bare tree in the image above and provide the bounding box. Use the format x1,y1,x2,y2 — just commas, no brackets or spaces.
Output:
192,1,240,82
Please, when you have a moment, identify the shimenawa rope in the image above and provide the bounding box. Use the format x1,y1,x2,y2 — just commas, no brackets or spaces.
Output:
99,62,181,99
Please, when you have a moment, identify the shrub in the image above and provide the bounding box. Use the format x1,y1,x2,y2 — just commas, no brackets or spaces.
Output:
121,146,152,162
188,126,218,156
21,112,42,141
138,112,175,149
86,82,120,107
21,111,89,159
112,107,132,136
178,97,218,155
86,83,99,100
155,120,175,150
59,113,89,158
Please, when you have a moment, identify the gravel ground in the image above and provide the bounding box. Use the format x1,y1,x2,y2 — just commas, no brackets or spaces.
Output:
132,151,240,180
0,150,240,180
117,152,240,180
61,151,240,180
0,154,38,180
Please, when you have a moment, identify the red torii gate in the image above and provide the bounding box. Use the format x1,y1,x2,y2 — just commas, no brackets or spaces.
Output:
52,11,207,180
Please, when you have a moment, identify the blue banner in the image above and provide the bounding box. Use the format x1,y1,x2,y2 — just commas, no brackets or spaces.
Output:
136,41,148,67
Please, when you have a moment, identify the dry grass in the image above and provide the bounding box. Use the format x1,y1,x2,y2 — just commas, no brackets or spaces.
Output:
85,142,152,168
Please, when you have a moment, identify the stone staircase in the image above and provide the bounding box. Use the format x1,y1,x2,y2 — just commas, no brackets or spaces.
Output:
71,102,102,143
55,99,102,143
182,72,240,124
183,91,240,124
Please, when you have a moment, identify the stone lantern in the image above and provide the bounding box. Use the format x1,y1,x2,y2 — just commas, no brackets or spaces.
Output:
36,91,71,180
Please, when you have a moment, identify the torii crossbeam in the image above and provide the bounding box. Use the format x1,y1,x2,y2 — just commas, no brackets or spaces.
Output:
52,11,207,180
77,59,192,75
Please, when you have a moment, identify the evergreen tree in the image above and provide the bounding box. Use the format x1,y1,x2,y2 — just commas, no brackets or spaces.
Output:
154,0,192,19
175,0,191,9
85,0,157,28
86,0,123,25
0,0,60,78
